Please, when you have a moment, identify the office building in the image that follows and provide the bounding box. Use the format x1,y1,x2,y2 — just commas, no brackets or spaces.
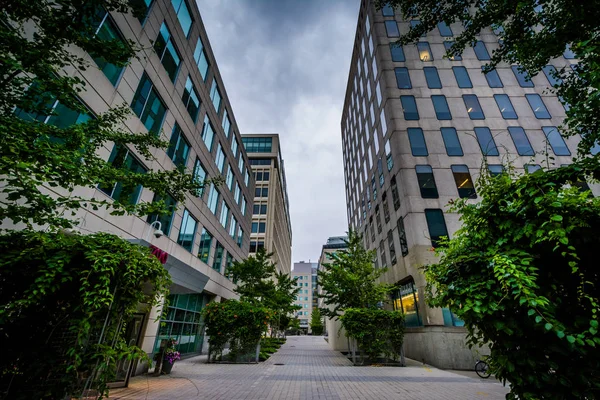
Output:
341,0,587,369
242,134,293,274
292,261,318,331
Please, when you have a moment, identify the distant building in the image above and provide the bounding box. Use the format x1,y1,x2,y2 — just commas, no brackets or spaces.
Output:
242,134,292,274
292,261,319,331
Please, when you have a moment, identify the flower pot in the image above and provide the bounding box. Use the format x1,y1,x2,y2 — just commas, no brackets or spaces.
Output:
162,360,175,374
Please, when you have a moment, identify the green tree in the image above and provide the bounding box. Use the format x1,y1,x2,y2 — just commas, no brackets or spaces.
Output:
310,307,324,335
269,271,302,336
424,161,600,399
376,0,600,156
318,230,390,319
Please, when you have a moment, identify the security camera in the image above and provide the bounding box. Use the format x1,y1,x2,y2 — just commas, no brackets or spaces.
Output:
153,229,164,238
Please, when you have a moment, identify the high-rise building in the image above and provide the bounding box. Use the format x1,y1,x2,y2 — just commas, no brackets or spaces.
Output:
292,261,319,331
10,0,255,381
242,134,292,274
341,0,588,369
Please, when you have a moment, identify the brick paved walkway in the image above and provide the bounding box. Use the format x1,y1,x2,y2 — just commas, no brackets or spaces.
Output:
109,336,509,400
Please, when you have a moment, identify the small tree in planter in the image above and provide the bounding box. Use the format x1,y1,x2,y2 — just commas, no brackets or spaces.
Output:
310,307,324,335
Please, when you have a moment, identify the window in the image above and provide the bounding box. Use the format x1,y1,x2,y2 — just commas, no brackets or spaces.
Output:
231,137,239,158
451,165,476,198
512,66,534,87
219,200,229,229
397,217,408,257
215,143,226,173
385,20,400,37
242,137,273,153
237,226,244,247
423,67,442,89
382,3,394,16
474,127,499,156
563,44,576,59
198,228,212,263
131,73,167,135
182,77,200,123
508,127,534,156
526,94,551,119
543,127,570,156
229,216,238,238
382,192,390,223
425,209,449,247
391,176,401,210
234,182,241,204
154,23,181,82
210,80,222,113
251,222,258,233
194,37,210,81
212,241,224,272
432,95,452,120
488,165,504,176
241,196,247,215
542,65,561,87
410,20,425,37
245,169,250,186
98,145,146,204
193,159,207,197
171,0,193,37
463,95,485,119
167,124,190,167
379,240,387,268
438,21,453,37
441,128,463,156
146,193,177,235
452,67,472,88
207,184,219,215
130,0,153,23
222,110,231,138
92,10,126,85
401,96,419,120
226,166,234,190
388,230,397,266
416,165,438,198
525,164,541,173
417,42,433,61
473,41,490,60
385,140,393,170
444,41,462,60
201,115,215,152
177,209,197,251
483,68,503,88
494,94,518,119
390,43,405,61
394,67,412,89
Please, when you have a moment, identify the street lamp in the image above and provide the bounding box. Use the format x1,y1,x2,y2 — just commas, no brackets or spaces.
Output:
145,220,164,242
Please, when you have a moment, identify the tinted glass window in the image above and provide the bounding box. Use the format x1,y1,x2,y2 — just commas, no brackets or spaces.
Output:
410,20,426,37
438,21,453,37
474,127,499,156
452,66,472,88
451,165,476,198
508,126,534,155
385,20,400,37
473,41,490,60
432,95,452,120
401,96,419,120
167,124,190,167
494,94,518,119
444,41,462,60
408,128,428,156
542,65,561,87
131,73,167,135
424,209,449,247
526,94,551,119
563,45,576,59
177,209,197,251
483,68,503,88
512,66,534,87
417,42,433,61
390,43,405,61
424,67,442,89
416,165,438,198
171,0,193,37
182,77,200,123
463,95,485,119
382,4,394,16
395,67,412,89
488,165,504,176
154,23,181,82
198,228,213,263
543,127,571,156
194,37,210,81
441,127,463,156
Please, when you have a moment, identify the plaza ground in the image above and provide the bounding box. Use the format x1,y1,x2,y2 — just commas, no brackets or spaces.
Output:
109,336,509,400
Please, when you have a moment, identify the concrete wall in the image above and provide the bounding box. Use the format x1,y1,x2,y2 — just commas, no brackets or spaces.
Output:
325,317,348,352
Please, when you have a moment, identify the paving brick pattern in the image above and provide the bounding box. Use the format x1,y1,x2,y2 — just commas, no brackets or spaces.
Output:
109,336,509,400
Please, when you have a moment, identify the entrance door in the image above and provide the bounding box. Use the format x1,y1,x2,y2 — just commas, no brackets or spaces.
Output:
110,313,145,388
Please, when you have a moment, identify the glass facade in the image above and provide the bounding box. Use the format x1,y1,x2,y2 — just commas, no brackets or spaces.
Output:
392,280,422,327
242,137,273,153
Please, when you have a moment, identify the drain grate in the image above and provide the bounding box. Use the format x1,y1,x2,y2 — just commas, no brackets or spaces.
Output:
274,363,285,366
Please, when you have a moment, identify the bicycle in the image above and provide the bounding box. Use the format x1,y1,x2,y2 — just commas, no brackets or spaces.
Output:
475,358,491,378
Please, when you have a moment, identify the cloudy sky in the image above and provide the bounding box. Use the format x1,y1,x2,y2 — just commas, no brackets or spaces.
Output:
196,0,360,265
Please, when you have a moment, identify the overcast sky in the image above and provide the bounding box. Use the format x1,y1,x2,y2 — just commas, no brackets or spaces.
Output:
196,0,360,266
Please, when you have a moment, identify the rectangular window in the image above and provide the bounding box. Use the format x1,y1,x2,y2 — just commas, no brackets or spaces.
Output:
167,124,190,168
231,137,239,158
215,143,226,173
382,3,395,16
410,20,426,37
379,240,387,268
182,77,200,123
542,65,561,87
452,66,472,88
417,42,433,61
242,137,273,153
98,145,147,205
234,182,241,204
416,165,438,198
382,192,390,223
193,159,207,197
177,209,197,251
474,127,499,156
198,228,212,263
390,43,405,61
385,140,393,171
525,94,551,119
222,110,231,138
207,184,219,215
431,95,452,120
391,176,400,210
146,193,177,235
385,20,400,37
563,45,576,59
130,0,153,24
438,21,453,37
251,222,258,233
229,216,238,238
473,41,490,60
451,165,476,198
237,226,244,247
494,94,518,119
407,128,429,157
194,37,210,80
226,165,234,190
508,126,534,156
394,67,412,89
219,200,229,228
92,11,126,85
397,217,408,257
401,95,419,120
131,73,167,135
212,241,224,272
171,0,193,37
154,23,181,82
210,80,222,114
241,196,247,215
525,164,541,173
424,209,449,247
441,127,463,156
201,115,215,152
388,230,397,266
423,67,442,89
444,41,462,60
488,165,504,176
483,68,503,88
245,169,250,186
512,66,534,87
463,94,485,119
543,127,571,156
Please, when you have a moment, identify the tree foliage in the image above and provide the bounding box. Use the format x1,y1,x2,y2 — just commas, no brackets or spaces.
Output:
310,307,324,335
0,230,172,399
424,161,600,399
376,0,600,156
318,230,390,319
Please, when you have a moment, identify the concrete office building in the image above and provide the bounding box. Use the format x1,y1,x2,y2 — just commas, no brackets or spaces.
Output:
341,0,589,369
292,261,319,331
10,0,255,384
242,134,293,274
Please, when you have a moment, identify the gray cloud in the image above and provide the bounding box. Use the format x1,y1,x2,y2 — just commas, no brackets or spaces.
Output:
197,0,359,266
